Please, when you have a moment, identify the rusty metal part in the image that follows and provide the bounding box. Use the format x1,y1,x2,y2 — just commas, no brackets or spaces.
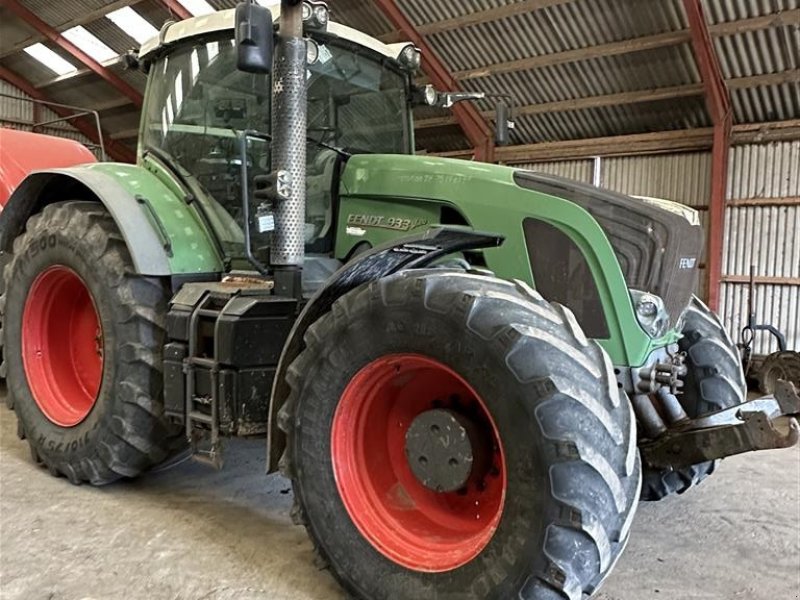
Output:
641,381,800,470
221,274,275,288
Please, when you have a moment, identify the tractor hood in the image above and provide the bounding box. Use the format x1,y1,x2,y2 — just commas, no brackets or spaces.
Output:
340,153,703,327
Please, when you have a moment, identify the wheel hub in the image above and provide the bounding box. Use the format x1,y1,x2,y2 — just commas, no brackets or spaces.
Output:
405,408,477,492
331,354,507,573
21,265,103,427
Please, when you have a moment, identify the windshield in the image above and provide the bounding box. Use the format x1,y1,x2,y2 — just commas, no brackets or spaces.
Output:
140,34,411,263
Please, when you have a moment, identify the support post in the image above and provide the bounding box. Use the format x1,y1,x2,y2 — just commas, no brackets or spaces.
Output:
683,0,732,312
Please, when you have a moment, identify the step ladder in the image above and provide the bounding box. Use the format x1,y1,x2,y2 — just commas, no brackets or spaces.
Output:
184,292,233,469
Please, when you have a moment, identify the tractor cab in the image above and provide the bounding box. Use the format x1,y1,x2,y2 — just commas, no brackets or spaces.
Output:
137,6,416,284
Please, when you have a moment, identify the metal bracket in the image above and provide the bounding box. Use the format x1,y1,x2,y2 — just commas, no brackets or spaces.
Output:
641,381,800,470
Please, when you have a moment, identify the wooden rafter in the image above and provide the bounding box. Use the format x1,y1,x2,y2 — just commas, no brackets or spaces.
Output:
0,0,149,59
451,9,800,82
416,70,799,130
378,0,572,43
431,120,800,162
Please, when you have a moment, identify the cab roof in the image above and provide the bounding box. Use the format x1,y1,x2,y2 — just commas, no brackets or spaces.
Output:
139,6,413,65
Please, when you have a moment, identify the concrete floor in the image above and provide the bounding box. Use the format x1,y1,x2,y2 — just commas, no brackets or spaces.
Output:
1,392,798,600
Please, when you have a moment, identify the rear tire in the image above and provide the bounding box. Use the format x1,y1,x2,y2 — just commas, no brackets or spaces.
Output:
640,296,746,501
758,351,800,395
281,270,641,600
3,201,175,485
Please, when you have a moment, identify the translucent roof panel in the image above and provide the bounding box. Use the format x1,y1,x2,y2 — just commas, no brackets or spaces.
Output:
23,43,78,76
106,7,159,45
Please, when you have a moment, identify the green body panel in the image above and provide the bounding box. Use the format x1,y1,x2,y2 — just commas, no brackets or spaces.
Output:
86,161,223,274
338,154,679,367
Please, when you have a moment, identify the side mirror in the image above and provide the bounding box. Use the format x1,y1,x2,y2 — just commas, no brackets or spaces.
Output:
495,101,514,146
235,1,273,74
437,91,485,109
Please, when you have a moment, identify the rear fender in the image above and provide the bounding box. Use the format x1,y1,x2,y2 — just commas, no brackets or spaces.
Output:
0,164,223,278
265,226,504,472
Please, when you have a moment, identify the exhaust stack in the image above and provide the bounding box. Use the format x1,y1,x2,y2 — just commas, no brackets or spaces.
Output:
270,0,307,281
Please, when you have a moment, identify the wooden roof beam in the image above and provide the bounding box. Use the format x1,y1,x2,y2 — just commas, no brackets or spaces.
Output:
378,0,571,43
430,120,800,162
0,0,145,60
452,9,800,82
415,70,799,130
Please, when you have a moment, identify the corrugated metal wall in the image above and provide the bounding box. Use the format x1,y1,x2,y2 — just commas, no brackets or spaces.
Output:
514,158,595,184
0,80,97,154
600,152,712,208
515,144,799,353
721,141,800,355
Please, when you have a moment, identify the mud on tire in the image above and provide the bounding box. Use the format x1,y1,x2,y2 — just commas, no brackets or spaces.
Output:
280,270,641,600
641,295,746,501
3,201,175,485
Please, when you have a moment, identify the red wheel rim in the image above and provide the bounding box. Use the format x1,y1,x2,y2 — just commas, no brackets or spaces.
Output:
22,266,103,427
331,354,507,572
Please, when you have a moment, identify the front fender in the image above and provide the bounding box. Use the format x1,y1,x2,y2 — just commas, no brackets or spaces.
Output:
265,226,504,472
0,163,223,277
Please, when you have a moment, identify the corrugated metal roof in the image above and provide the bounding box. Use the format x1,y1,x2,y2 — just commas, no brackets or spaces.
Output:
0,0,798,154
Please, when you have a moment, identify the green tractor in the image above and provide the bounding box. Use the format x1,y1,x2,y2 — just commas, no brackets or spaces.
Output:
1,2,798,599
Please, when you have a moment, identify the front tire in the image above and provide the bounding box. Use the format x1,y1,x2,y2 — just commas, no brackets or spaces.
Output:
3,201,174,485
641,296,746,501
281,270,641,600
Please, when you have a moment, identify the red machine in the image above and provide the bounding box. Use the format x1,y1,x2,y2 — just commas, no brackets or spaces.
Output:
0,128,96,208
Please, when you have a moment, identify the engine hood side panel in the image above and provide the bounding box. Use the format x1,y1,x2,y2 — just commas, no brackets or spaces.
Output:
338,154,665,366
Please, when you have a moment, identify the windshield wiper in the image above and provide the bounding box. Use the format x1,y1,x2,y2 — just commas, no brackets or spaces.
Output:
307,136,351,159
253,128,351,160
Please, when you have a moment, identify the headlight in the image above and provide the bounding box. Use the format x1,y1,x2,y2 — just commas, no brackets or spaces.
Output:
398,44,422,71
306,38,319,65
302,1,329,31
631,289,670,338
423,84,437,106
313,4,328,26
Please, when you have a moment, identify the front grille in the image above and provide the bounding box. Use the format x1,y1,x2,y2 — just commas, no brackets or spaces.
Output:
513,171,703,323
